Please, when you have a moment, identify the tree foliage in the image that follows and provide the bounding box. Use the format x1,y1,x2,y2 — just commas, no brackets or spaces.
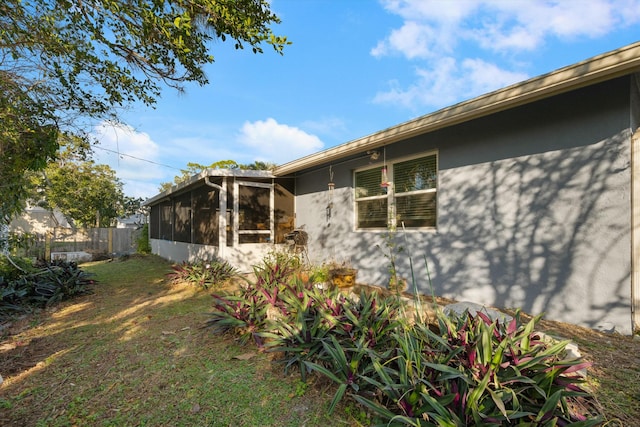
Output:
30,136,125,228
1,0,289,119
0,77,59,223
0,0,289,224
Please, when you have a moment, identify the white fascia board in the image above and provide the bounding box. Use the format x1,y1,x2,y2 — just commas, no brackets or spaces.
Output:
143,169,275,206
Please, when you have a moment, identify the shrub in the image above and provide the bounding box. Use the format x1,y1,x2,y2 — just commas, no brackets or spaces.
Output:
206,292,269,346
253,249,302,287
353,309,600,426
0,255,34,283
1,258,95,318
136,224,151,254
204,251,601,424
167,258,238,290
205,251,305,348
261,284,341,377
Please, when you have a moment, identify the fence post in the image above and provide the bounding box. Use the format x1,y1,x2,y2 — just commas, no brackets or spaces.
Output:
108,228,113,254
45,231,51,261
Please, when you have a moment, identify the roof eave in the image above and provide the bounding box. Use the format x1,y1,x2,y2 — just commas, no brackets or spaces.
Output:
274,42,640,176
143,169,275,206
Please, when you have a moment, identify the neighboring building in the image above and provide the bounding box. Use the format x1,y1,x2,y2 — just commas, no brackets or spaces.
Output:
116,214,146,229
145,42,640,334
9,205,73,235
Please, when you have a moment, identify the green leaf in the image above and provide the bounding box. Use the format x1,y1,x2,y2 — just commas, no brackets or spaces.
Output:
535,389,564,421
487,388,508,418
328,383,347,415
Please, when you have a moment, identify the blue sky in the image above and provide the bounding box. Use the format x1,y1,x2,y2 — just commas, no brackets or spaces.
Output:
92,0,640,199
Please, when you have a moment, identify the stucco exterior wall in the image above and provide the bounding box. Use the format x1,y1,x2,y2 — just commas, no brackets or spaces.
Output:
150,239,281,273
295,76,634,334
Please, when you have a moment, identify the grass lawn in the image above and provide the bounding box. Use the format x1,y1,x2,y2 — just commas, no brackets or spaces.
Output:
1,254,639,426
0,255,344,427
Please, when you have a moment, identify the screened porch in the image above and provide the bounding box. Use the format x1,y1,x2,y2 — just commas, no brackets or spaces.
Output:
145,170,295,269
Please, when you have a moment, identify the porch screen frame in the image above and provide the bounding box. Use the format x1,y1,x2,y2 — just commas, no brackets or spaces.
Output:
233,180,274,245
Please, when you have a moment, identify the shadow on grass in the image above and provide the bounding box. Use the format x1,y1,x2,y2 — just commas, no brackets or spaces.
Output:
0,256,339,427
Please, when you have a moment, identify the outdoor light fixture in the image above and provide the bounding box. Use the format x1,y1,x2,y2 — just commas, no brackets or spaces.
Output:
368,150,380,161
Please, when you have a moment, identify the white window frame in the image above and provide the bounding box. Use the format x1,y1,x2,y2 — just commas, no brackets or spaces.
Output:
354,151,438,231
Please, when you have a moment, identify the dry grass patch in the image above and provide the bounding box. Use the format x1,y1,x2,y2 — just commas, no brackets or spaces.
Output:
1,255,638,426
0,255,340,427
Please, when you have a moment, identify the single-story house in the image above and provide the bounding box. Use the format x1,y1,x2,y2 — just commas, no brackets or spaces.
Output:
144,169,295,268
116,213,146,229
9,205,73,235
145,42,640,335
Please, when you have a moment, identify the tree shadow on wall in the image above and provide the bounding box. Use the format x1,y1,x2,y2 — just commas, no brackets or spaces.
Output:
419,132,630,330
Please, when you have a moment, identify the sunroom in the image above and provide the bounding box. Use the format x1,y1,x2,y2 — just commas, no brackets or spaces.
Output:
144,169,295,269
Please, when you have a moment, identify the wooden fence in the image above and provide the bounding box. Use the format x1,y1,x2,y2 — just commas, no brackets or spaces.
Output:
12,227,142,260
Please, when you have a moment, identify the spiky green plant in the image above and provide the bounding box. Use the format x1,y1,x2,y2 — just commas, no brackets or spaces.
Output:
1,259,95,318
353,310,600,426
167,258,237,290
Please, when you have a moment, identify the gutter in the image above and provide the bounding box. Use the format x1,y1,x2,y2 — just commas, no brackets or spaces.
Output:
143,168,274,206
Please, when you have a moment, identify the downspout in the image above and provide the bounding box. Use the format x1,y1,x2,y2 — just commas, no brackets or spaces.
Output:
204,176,227,258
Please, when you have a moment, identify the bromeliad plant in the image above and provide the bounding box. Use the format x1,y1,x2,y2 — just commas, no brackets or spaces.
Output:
261,284,340,378
353,309,600,426
205,250,309,348
206,292,269,346
204,249,601,424
267,288,405,406
167,258,237,290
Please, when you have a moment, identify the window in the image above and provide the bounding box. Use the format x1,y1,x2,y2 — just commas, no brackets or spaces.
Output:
159,200,172,240
355,153,437,229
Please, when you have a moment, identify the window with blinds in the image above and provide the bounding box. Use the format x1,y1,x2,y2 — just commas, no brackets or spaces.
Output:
355,167,388,228
354,153,437,229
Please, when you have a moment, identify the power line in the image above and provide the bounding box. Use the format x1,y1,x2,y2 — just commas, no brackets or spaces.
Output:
93,145,182,171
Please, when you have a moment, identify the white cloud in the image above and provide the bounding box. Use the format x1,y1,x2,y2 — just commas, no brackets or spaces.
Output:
461,58,529,94
89,118,325,198
376,0,637,57
371,21,440,59
300,117,348,139
93,122,171,198
372,0,640,110
373,57,528,109
237,118,324,164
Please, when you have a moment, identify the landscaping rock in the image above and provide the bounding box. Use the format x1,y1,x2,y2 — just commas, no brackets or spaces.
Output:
443,301,513,324
537,332,587,378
